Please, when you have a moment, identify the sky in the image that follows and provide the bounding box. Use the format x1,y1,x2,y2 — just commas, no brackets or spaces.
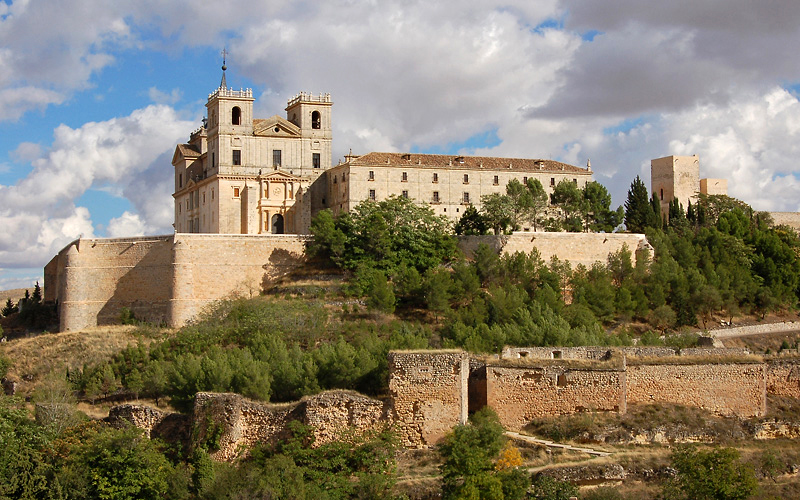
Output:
1,0,800,290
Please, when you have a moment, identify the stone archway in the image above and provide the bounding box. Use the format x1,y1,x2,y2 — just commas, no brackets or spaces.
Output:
271,214,284,234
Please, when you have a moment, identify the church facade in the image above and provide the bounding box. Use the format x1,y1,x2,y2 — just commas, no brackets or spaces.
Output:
171,72,594,235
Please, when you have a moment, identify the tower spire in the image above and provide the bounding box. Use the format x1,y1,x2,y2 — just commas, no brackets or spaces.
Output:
220,48,228,89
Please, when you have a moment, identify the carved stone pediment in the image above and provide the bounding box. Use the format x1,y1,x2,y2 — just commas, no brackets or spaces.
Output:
253,116,301,137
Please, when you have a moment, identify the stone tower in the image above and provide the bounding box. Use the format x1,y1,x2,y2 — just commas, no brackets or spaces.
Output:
651,155,700,217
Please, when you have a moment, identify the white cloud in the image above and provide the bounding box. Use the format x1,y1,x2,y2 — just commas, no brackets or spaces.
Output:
107,211,148,238
148,86,183,105
0,104,194,269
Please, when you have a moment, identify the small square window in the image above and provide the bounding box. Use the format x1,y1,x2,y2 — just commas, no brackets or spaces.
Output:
433,172,439,183
463,174,469,184
463,192,470,203
493,175,499,185
232,150,241,166
573,178,577,184
432,191,440,203
368,170,375,180
369,189,376,200
550,177,555,186
402,190,408,198
523,176,528,184
233,187,240,198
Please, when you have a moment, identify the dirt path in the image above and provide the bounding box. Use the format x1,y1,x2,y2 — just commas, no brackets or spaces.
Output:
505,431,612,457
706,321,800,340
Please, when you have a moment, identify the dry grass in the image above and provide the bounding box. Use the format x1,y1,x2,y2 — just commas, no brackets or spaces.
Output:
0,325,170,395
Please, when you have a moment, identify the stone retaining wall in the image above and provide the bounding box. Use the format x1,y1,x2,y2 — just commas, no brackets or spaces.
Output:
626,361,766,417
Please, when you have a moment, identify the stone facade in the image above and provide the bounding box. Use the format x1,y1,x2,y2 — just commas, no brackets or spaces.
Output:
326,152,592,223
46,233,308,331
768,212,800,233
700,178,728,196
765,358,800,398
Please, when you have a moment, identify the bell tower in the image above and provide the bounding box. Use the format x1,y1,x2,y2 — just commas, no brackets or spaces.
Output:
206,54,255,176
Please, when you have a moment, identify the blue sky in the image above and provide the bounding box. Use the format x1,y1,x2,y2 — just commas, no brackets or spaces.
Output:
2,0,800,290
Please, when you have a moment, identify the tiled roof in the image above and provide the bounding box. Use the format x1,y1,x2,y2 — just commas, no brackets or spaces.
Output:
176,144,202,157
347,152,589,173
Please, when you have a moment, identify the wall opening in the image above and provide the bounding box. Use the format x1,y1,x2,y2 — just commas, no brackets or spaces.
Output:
311,110,321,129
232,106,241,125
271,214,284,234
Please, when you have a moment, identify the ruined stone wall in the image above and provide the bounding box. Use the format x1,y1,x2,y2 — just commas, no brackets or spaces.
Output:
626,361,766,417
192,391,388,461
48,233,309,331
486,361,626,430
766,358,800,398
388,350,469,448
459,232,651,268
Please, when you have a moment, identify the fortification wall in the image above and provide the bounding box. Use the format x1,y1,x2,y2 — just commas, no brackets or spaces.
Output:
169,233,308,326
388,350,469,448
626,361,766,417
769,212,800,232
458,232,651,268
301,391,389,446
486,362,626,430
53,236,174,331
48,233,309,331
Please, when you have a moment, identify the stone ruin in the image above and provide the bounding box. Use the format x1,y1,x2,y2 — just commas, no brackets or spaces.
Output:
108,346,800,459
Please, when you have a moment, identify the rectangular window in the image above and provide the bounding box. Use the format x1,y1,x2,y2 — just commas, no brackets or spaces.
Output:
402,172,408,182
232,149,241,165
233,187,240,198
402,190,408,198
273,149,282,167
369,189,376,200
212,189,214,200
573,178,577,184
550,177,555,186
433,191,440,203
463,192,470,203
523,176,528,184
179,173,183,188
433,172,438,183
493,175,499,185
463,174,469,184
194,191,199,208
368,170,375,180
203,192,206,204
313,153,320,168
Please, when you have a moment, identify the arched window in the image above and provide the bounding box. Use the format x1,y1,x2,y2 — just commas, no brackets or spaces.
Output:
272,214,285,234
311,110,321,129
232,106,241,125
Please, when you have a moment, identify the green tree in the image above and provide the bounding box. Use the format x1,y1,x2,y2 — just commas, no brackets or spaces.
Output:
1,298,17,317
528,474,579,500
455,205,489,235
505,179,532,231
525,178,549,231
439,408,526,500
663,446,757,500
366,271,396,314
481,192,513,234
582,181,621,232
550,179,583,232
624,176,654,233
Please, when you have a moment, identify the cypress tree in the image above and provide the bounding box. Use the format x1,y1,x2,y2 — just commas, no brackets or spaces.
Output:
624,176,653,233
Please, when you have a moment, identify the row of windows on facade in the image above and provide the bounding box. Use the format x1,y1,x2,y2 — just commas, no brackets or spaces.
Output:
230,149,321,168
228,106,322,129
365,170,575,187
367,189,469,204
